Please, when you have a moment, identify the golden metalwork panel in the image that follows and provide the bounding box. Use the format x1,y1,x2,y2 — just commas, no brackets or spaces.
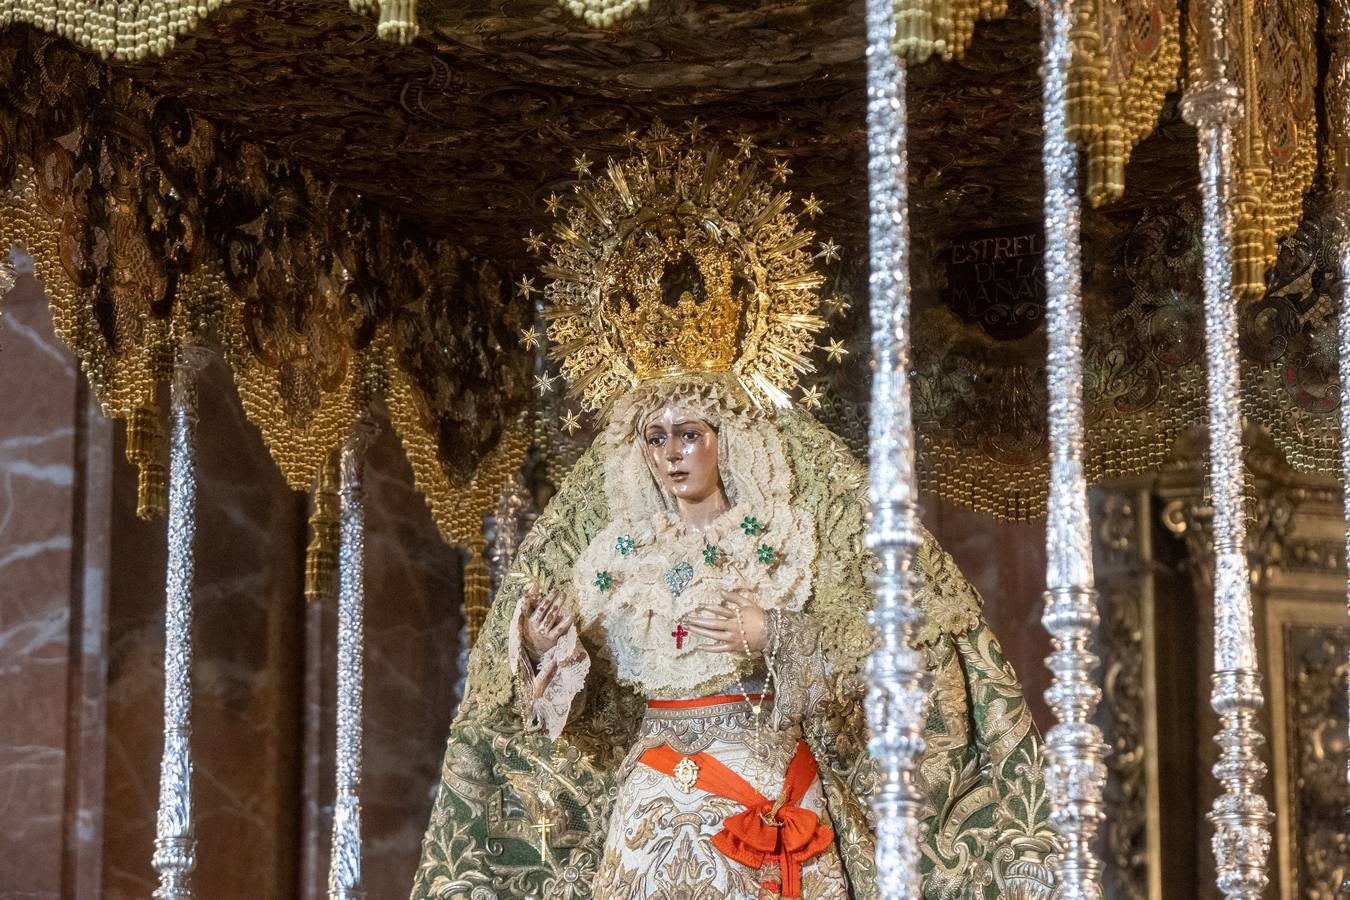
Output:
1264,598,1350,900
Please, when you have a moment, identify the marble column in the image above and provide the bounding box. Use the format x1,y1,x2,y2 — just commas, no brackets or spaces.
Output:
0,265,113,900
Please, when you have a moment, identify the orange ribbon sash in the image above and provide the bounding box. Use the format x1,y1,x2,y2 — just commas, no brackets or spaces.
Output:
639,740,834,898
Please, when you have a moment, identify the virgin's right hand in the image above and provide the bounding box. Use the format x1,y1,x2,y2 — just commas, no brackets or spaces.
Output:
522,586,574,666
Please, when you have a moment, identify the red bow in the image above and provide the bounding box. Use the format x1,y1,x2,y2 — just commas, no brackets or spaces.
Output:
640,740,835,898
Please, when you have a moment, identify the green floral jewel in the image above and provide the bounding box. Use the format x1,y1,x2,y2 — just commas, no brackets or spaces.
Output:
740,515,764,537
702,544,720,566
615,534,636,556
756,544,777,565
594,571,614,592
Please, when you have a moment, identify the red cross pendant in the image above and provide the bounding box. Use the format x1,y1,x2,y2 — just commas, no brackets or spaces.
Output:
672,622,689,649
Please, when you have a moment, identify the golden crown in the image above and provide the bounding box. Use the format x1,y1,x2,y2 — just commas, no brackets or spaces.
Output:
536,129,828,411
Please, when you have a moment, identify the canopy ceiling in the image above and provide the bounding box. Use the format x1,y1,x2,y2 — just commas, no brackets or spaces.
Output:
121,0,1198,268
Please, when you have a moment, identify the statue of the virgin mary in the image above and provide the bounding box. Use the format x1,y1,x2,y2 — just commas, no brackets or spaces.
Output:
410,134,1057,900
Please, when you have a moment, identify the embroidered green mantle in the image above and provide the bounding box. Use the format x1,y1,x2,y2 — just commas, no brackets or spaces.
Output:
410,410,1056,899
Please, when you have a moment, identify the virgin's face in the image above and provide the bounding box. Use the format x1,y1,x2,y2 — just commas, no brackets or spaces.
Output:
643,406,722,505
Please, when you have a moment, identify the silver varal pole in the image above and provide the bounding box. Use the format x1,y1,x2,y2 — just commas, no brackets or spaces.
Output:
329,420,374,900
1328,0,1350,827
1180,1,1273,895
152,345,210,899
1037,0,1109,896
862,0,928,897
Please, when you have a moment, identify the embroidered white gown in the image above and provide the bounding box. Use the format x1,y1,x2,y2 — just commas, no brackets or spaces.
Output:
509,508,850,900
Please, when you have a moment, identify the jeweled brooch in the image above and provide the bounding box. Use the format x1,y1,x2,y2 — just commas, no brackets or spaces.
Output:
665,560,695,597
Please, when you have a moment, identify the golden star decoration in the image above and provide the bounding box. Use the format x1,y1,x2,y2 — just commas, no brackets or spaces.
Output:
815,240,841,264
573,153,593,177
823,294,851,317
534,373,556,395
771,158,792,182
799,384,823,409
561,410,583,434
823,338,849,363
545,192,562,215
517,275,536,297
524,230,545,254
521,326,543,351
734,134,756,156
801,194,823,219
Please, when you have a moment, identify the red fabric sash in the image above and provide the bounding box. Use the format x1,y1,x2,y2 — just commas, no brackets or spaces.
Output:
639,740,834,898
646,693,768,710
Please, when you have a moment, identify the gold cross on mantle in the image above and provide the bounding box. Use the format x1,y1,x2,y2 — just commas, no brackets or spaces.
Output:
532,816,554,860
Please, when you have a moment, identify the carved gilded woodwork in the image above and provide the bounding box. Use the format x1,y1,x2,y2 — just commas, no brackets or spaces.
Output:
1267,603,1350,899
1093,486,1158,900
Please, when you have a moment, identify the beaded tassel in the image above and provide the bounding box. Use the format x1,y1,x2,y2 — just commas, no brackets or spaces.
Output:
377,0,417,44
304,454,341,604
126,402,168,521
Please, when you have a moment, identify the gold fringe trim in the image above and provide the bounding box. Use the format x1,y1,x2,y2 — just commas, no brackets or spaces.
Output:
377,0,418,44
894,0,1008,64
462,545,492,642
1068,2,1181,207
125,402,167,520
387,355,532,641
305,453,341,603
2,1,412,60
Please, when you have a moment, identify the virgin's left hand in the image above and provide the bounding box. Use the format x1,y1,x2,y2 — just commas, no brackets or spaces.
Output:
681,589,767,655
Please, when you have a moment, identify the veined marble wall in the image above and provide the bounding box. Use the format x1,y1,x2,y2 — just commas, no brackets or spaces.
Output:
0,273,463,898
0,267,111,899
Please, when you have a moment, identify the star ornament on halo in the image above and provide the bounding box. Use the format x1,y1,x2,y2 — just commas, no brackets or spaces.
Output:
823,294,851,318
524,230,546,254
560,410,583,434
815,240,842,265
534,373,557,396
799,384,824,410
823,338,849,364
517,275,537,297
521,326,543,351
801,194,823,219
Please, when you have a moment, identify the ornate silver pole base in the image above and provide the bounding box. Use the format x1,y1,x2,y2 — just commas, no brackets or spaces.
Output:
152,346,210,900
1208,669,1271,899
1036,0,1109,895
1041,586,1108,900
1180,69,1273,899
862,0,928,896
328,421,374,900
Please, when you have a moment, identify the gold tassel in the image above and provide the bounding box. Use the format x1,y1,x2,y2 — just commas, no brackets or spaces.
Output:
463,538,491,644
126,403,167,520
304,454,340,603
1232,174,1271,301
